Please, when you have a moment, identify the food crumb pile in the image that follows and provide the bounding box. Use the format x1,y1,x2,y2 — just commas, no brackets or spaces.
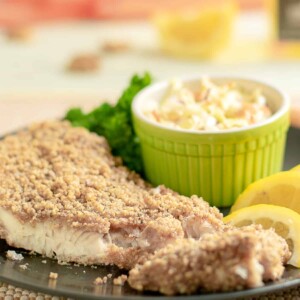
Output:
113,275,128,286
6,251,24,261
93,273,126,286
19,263,29,270
94,276,108,285
48,272,58,280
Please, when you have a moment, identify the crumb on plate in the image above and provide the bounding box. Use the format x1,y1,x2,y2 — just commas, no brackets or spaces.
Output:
19,263,29,270
49,272,58,279
6,250,24,261
94,276,108,285
113,275,128,286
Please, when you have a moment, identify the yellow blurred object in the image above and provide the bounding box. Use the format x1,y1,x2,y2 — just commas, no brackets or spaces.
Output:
224,204,300,267
154,1,237,59
231,171,300,214
291,165,300,171
217,40,270,63
266,0,300,58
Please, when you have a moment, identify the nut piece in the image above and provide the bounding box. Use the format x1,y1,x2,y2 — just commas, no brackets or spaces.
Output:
5,26,33,41
66,54,100,73
102,41,130,53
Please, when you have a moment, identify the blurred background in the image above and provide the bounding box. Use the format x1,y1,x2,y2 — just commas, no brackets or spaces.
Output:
0,0,299,132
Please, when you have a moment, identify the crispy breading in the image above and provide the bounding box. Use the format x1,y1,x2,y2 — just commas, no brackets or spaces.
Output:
128,226,290,295
225,225,291,281
0,121,224,268
0,121,223,230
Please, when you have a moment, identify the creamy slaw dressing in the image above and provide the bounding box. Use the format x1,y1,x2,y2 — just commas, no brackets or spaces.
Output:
144,78,272,131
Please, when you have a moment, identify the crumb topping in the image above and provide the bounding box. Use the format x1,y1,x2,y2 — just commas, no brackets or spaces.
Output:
128,226,290,295
0,121,222,233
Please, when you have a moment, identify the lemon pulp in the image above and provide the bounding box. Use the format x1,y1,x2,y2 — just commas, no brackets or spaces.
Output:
224,204,300,267
291,165,300,171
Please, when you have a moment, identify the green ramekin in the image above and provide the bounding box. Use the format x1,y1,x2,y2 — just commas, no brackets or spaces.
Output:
132,77,290,207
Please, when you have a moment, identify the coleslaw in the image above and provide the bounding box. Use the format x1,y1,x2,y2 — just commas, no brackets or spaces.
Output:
144,78,272,131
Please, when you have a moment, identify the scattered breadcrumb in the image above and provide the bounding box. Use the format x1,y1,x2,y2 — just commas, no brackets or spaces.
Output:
113,275,128,286
6,250,24,261
58,261,69,266
49,272,58,279
41,260,47,264
74,263,80,267
66,54,100,73
94,277,104,285
94,276,108,285
19,263,29,270
107,273,112,278
91,265,98,269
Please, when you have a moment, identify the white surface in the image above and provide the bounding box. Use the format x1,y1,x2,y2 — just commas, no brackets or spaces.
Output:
0,12,300,99
0,12,299,135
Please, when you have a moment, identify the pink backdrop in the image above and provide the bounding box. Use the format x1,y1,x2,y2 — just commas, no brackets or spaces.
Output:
0,0,263,27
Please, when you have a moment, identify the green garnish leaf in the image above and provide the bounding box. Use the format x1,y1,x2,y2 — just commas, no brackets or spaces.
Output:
65,72,152,175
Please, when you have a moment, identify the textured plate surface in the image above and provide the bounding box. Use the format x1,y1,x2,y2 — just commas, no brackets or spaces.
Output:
0,127,299,300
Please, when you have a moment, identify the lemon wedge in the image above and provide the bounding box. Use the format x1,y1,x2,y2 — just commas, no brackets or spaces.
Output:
154,1,237,59
291,165,300,171
231,171,300,214
224,204,300,267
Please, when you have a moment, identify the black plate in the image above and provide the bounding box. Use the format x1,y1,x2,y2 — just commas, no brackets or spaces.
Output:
283,127,300,170
0,127,299,300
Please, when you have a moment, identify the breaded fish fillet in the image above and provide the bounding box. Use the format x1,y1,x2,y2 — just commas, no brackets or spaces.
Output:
0,121,224,269
225,225,291,281
128,226,290,295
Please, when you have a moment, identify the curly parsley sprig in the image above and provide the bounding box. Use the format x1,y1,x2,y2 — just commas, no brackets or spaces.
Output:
65,73,152,175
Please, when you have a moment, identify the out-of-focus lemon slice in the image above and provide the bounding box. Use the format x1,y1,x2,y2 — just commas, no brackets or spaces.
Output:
231,171,300,214
291,165,300,171
224,204,300,267
154,1,237,59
